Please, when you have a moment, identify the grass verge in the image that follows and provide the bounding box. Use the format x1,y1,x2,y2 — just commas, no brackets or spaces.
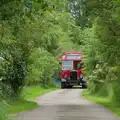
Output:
7,99,38,114
82,90,120,117
22,85,58,101
7,86,58,114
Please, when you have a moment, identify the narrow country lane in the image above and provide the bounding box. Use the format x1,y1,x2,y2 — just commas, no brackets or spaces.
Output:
17,89,120,120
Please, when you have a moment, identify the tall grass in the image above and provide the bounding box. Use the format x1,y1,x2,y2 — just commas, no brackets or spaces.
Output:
0,101,8,120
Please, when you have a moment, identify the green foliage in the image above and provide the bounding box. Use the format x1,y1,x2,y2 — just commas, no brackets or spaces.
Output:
112,71,120,103
0,102,8,120
26,48,58,86
0,0,82,101
80,0,120,103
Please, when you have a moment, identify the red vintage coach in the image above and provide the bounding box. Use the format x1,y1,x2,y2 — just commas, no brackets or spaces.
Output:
60,52,86,88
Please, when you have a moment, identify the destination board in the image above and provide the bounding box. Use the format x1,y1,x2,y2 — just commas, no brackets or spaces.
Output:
66,55,81,60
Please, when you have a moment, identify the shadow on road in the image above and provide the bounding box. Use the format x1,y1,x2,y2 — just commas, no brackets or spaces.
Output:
64,86,86,89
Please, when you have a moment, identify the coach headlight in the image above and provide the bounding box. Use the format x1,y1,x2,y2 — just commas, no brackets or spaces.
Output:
61,79,66,82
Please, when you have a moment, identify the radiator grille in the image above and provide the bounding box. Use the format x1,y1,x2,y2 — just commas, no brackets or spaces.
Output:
70,71,77,80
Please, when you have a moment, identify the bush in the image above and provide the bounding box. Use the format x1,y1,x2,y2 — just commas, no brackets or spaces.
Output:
26,48,59,87
112,71,120,103
87,63,114,97
0,51,27,98
0,101,8,120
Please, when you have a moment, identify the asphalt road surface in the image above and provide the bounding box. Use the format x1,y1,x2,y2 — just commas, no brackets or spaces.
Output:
17,89,120,120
